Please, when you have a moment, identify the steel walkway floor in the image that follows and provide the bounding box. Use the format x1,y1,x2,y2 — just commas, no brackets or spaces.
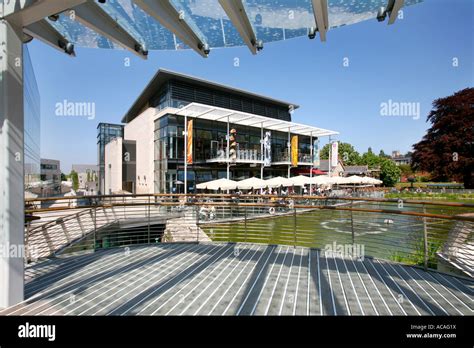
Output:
1,243,473,316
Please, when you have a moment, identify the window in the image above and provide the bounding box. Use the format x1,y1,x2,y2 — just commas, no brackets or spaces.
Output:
41,164,57,170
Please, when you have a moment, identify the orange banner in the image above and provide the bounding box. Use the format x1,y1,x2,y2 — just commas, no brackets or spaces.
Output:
291,135,298,167
186,119,193,164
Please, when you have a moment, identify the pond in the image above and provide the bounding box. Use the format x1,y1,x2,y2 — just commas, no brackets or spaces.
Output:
200,202,471,268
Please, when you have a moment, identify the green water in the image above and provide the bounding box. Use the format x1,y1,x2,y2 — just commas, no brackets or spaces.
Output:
200,203,469,267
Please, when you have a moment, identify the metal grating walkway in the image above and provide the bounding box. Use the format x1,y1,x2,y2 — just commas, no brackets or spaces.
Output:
1,243,473,316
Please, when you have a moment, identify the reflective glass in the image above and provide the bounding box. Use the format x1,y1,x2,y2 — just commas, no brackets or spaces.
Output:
51,0,422,51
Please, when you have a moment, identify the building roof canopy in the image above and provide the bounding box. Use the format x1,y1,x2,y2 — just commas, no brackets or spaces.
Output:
175,103,338,137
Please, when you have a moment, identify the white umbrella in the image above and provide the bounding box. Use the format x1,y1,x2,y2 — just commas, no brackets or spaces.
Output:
289,175,311,186
345,175,365,184
309,175,331,185
196,178,237,190
264,176,293,188
323,176,341,185
363,177,383,185
236,177,267,190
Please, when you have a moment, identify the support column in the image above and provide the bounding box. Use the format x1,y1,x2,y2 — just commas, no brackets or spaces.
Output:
226,115,230,180
310,132,313,195
184,114,188,194
0,20,25,309
260,122,263,179
328,135,332,177
287,127,291,178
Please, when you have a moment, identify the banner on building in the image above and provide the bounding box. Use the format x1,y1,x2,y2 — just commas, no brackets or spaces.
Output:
291,135,299,167
186,119,193,164
331,141,339,168
313,138,320,168
263,131,272,167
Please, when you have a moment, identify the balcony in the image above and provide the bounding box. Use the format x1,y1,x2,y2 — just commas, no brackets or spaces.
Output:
272,151,313,166
3,194,473,316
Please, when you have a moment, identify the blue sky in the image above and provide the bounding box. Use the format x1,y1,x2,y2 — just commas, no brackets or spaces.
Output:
28,0,473,173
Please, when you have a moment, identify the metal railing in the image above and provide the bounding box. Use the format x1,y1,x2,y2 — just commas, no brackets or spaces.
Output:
24,193,474,278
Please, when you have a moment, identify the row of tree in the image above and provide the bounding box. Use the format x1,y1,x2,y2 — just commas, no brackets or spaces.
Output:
319,88,473,188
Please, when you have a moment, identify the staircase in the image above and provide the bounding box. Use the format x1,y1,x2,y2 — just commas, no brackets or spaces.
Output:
163,214,211,243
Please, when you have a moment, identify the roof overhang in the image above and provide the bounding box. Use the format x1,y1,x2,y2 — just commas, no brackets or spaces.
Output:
121,68,299,123
174,102,338,137
2,0,421,57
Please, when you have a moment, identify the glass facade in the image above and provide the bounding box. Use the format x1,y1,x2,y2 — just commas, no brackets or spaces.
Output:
97,123,124,194
154,114,312,193
23,45,41,192
146,79,292,121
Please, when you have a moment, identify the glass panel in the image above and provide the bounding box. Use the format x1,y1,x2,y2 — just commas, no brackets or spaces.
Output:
48,0,422,51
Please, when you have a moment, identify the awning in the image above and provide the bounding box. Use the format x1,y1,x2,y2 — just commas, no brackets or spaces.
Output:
3,0,422,56
292,168,326,175
175,103,338,137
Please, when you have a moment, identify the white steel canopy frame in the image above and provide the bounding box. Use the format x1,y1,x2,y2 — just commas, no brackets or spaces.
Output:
175,103,338,138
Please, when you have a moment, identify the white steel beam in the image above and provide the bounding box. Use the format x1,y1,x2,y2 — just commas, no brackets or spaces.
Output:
1,0,87,27
134,0,209,57
310,0,329,42
72,1,147,59
388,0,405,25
218,0,259,54
23,19,75,56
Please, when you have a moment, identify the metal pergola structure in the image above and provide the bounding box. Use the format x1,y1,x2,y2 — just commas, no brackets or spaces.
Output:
0,0,412,309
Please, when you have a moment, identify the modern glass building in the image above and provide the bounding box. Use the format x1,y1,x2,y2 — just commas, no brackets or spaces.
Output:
97,123,124,194
153,114,314,193
40,158,61,196
23,45,41,193
102,69,337,195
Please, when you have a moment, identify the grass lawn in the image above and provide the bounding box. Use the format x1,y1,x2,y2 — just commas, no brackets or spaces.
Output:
394,182,463,189
385,191,474,202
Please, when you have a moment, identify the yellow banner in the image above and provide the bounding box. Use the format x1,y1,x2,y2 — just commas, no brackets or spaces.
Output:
186,119,193,164
291,135,298,167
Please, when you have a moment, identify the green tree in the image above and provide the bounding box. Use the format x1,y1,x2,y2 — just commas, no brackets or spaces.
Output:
411,88,474,188
379,150,389,158
398,164,413,177
360,150,381,168
320,142,361,165
60,173,67,181
70,170,79,191
379,159,401,187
